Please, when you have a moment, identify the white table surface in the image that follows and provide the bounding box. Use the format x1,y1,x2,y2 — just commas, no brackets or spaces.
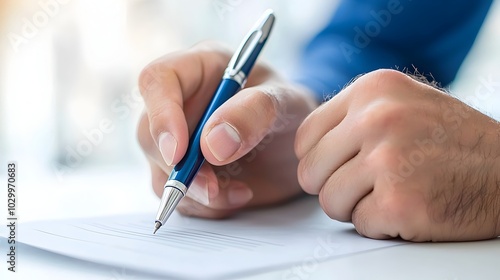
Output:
1,164,499,280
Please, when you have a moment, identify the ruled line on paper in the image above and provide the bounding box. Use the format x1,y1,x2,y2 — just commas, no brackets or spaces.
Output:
66,221,283,253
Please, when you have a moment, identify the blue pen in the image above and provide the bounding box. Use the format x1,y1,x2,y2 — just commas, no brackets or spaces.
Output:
153,10,275,234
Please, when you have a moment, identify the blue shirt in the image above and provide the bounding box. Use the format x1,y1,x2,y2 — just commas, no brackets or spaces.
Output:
296,0,494,102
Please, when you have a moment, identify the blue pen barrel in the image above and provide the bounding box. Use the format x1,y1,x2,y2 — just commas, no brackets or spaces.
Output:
169,78,242,187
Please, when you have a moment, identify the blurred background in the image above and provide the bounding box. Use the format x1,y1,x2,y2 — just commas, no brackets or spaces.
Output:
0,0,499,220
0,0,340,220
0,0,338,177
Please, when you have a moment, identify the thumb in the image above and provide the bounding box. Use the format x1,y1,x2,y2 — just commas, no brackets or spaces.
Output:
200,85,287,165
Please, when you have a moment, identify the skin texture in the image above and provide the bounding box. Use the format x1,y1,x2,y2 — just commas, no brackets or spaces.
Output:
295,69,500,241
137,42,318,219
137,43,500,241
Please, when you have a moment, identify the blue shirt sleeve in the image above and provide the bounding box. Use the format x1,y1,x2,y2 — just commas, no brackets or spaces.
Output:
295,0,493,102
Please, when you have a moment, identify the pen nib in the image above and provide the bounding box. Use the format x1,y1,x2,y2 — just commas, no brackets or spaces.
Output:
153,221,162,234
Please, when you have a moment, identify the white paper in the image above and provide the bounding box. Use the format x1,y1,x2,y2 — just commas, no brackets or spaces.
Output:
6,197,405,279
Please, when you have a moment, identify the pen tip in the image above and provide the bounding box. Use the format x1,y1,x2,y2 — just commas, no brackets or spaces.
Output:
153,221,162,234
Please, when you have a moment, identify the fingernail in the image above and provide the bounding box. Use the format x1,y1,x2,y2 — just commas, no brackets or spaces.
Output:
158,132,177,166
186,175,209,206
206,122,241,162
228,186,253,206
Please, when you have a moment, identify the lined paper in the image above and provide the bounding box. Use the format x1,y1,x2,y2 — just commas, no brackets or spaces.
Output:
7,197,405,279
70,220,281,252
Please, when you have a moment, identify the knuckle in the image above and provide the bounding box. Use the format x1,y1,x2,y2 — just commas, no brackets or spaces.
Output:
138,62,167,94
296,159,308,192
366,145,399,174
321,174,357,223
318,190,334,217
319,188,344,221
137,113,155,153
370,68,409,83
378,195,415,236
348,69,411,104
294,105,320,159
148,101,182,140
379,194,405,217
297,156,318,195
294,129,307,159
351,204,369,236
355,101,407,133
318,191,340,220
211,89,279,148
358,69,410,93
353,110,373,131
148,109,168,139
253,89,280,123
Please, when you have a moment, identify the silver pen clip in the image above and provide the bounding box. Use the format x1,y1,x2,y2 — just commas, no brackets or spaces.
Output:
223,9,275,86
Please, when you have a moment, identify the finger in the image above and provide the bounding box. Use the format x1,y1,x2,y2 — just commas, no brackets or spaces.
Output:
183,163,220,204
148,151,223,206
350,183,429,241
138,47,229,166
141,112,223,200
140,102,247,210
177,180,253,219
297,117,362,194
200,84,311,165
295,89,351,160
295,69,421,160
350,193,393,240
150,158,253,214
177,197,234,219
137,111,157,158
138,112,173,170
318,151,374,222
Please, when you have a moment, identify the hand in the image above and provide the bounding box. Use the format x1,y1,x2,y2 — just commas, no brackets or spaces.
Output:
138,42,318,219
295,69,500,242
